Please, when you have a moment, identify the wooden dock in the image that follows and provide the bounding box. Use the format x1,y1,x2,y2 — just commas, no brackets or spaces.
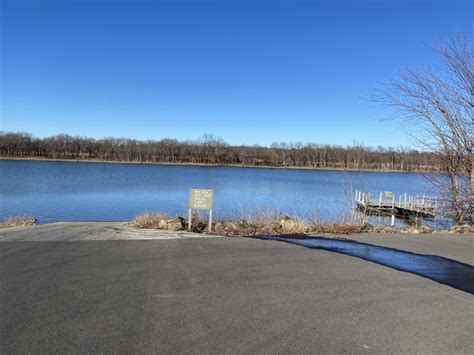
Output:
354,190,438,218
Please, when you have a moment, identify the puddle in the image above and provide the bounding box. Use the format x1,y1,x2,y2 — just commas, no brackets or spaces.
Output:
260,236,474,294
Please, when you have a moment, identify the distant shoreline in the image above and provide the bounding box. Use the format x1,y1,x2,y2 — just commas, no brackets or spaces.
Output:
0,156,432,173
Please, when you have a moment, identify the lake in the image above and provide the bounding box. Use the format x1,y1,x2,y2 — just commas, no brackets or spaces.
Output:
0,160,445,226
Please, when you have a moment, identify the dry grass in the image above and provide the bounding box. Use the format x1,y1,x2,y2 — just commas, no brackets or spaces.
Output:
0,215,37,228
132,213,170,229
131,210,389,236
311,221,366,235
213,220,274,236
212,212,365,237
130,211,455,236
447,224,473,234
280,218,311,234
131,213,187,231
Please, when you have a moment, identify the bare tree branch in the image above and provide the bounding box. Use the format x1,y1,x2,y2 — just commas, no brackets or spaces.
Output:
373,36,473,224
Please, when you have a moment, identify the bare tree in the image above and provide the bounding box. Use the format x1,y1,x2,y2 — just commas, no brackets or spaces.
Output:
374,37,473,224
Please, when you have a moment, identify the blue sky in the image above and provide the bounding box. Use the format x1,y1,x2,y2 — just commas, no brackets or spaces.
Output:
0,0,471,147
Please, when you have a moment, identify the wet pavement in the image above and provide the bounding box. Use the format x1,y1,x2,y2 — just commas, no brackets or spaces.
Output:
261,236,474,294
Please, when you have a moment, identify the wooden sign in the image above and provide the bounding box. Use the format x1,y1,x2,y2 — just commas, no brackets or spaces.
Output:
189,189,213,209
383,191,394,198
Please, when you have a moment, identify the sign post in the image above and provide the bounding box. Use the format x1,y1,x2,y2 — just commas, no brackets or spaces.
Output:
189,189,214,232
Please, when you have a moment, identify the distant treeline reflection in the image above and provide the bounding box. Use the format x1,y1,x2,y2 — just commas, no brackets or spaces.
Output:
0,132,443,171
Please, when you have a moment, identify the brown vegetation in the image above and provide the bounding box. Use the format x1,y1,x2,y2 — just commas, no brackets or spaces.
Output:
132,213,186,231
130,212,459,236
0,216,37,228
0,132,443,172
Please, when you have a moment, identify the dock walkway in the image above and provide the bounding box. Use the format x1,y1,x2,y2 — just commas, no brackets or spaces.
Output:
354,190,438,218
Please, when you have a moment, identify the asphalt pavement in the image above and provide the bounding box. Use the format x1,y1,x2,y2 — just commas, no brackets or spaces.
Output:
0,224,473,353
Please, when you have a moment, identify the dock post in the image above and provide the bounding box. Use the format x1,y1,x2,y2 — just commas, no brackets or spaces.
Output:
379,191,382,207
391,214,395,226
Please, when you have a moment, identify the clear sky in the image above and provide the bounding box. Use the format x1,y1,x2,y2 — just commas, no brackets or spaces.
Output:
0,0,471,147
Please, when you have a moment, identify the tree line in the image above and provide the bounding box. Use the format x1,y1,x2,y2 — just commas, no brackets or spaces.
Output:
0,131,444,172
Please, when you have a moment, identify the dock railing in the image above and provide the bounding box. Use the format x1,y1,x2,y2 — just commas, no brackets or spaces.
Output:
354,190,438,216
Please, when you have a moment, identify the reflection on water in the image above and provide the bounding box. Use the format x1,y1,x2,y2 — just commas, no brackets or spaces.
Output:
262,236,474,294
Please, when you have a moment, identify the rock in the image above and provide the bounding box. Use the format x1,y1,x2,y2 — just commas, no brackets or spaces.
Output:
404,225,436,234
403,225,433,234
177,216,188,229
404,227,420,234
360,223,374,232
382,227,398,233
225,222,238,232
448,224,472,234
279,216,292,228
419,225,434,234
167,217,186,231
237,219,257,230
280,219,309,234
192,221,207,233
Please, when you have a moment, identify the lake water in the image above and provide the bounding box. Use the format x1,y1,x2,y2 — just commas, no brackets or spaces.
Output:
0,160,445,226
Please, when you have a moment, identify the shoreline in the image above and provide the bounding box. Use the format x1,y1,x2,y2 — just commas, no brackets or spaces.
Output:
0,156,437,174
1,218,467,236
0,220,470,238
